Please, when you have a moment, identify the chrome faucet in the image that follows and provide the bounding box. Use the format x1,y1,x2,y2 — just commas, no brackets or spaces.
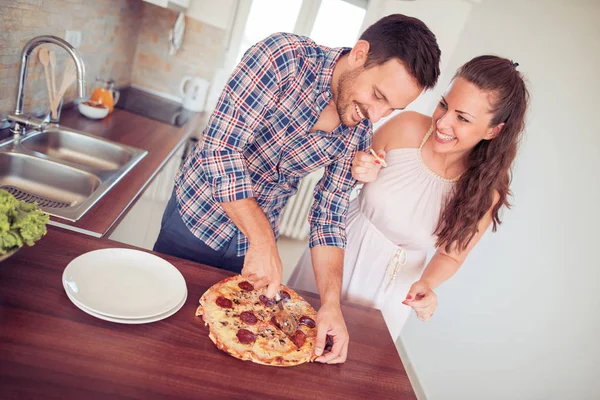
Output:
8,35,86,138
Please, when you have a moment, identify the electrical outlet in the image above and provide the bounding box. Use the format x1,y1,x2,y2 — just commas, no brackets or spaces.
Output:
65,30,82,49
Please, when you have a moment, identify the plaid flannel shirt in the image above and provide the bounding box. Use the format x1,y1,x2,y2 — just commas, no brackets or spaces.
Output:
175,33,372,257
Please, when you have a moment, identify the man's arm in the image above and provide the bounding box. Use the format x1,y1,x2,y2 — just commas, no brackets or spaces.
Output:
307,134,371,364
220,198,281,298
310,245,348,363
201,36,295,296
308,172,349,364
311,245,343,307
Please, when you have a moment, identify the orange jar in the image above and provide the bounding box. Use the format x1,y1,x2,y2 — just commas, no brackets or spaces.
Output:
90,78,119,113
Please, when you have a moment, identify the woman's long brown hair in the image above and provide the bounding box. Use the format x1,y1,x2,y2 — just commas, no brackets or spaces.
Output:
435,56,529,252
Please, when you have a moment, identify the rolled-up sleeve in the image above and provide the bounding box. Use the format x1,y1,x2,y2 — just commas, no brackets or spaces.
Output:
308,136,371,249
201,39,284,203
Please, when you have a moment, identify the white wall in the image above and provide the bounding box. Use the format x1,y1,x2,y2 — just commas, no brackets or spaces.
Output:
370,0,600,398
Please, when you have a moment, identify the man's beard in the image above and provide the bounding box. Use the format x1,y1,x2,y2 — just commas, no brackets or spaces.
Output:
334,67,363,127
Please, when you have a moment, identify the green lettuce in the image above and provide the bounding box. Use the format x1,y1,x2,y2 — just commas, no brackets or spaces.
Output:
0,189,49,255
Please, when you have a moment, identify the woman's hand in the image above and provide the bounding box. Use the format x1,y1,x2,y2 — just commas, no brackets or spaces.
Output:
351,150,385,183
402,280,438,321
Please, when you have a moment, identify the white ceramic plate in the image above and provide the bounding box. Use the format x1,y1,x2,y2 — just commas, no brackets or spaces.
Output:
63,248,187,319
64,281,187,324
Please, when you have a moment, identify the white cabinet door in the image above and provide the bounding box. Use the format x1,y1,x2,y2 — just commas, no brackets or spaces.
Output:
170,0,190,8
109,144,185,250
143,0,190,11
143,0,169,8
186,0,237,30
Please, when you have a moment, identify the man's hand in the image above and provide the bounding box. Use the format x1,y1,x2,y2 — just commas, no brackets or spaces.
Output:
314,303,349,364
219,197,282,299
241,241,282,299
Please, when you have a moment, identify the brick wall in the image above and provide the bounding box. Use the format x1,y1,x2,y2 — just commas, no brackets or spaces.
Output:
0,0,142,119
131,3,227,98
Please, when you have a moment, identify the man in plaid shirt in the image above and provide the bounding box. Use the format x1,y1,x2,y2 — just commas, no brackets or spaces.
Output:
155,14,441,363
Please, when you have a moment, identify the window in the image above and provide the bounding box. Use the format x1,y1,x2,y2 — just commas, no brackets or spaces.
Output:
235,0,367,64
310,0,367,48
234,0,304,65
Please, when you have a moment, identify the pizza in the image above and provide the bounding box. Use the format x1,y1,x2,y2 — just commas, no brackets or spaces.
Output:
195,275,318,366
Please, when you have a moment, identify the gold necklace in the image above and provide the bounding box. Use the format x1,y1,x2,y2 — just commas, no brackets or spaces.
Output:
418,124,462,183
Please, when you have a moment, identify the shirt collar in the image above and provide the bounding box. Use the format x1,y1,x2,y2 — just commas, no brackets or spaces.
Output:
317,46,350,96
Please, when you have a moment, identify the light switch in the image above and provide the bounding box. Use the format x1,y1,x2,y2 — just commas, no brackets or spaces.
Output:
65,30,82,49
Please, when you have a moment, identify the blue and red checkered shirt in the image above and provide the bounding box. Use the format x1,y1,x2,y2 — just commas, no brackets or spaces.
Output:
175,33,372,256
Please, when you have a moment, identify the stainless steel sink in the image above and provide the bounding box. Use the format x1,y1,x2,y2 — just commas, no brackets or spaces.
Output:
0,126,147,222
0,152,100,207
20,127,133,171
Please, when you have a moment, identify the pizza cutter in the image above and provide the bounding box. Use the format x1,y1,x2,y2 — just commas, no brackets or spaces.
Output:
274,292,297,336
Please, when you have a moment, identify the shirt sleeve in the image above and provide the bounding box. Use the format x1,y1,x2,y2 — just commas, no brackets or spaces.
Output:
200,35,294,203
308,132,371,249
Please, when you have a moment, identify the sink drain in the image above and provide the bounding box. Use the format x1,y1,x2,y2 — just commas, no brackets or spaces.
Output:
0,185,71,209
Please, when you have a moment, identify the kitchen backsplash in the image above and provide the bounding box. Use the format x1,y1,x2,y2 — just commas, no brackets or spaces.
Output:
0,0,228,120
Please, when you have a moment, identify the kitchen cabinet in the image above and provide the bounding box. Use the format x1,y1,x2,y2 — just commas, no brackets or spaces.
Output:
108,143,185,250
186,0,237,31
170,0,191,8
142,0,190,12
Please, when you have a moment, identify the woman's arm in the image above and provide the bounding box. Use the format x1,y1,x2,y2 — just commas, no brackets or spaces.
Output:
404,191,501,320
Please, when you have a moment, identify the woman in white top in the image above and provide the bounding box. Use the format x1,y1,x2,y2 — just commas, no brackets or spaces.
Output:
288,55,529,340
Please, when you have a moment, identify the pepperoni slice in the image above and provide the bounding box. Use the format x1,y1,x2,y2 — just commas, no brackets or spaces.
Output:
270,315,282,329
279,290,291,301
240,311,258,325
291,330,306,348
238,281,254,291
236,329,256,344
298,316,316,328
216,296,233,309
259,295,275,307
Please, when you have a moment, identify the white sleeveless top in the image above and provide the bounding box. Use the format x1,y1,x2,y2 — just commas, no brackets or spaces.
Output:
360,126,456,251
288,124,457,340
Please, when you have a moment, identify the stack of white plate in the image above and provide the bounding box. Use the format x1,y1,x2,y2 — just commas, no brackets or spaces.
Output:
62,248,187,324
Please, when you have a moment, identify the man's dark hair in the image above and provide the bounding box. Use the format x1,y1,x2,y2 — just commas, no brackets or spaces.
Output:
359,14,441,89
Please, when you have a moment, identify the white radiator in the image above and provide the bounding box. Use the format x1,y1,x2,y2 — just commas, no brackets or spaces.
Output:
279,169,324,240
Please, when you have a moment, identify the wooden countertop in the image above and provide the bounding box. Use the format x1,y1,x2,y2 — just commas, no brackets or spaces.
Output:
49,107,205,237
0,227,417,399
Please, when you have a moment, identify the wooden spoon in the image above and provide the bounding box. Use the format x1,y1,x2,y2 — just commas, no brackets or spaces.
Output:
38,48,54,115
49,50,57,99
52,60,77,119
